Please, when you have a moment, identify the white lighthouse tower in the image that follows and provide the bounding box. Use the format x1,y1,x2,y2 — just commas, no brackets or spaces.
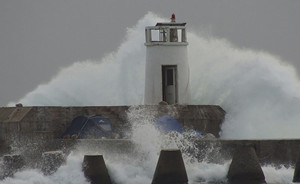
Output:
144,14,190,105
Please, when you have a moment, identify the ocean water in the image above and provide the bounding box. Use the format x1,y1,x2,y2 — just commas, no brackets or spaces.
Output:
4,12,300,183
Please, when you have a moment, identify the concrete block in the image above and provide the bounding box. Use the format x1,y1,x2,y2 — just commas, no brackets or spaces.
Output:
152,149,188,184
293,150,300,182
41,150,65,175
1,154,25,178
227,145,266,184
82,155,111,184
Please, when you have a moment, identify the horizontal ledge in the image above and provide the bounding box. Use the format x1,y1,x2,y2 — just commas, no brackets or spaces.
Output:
145,42,188,46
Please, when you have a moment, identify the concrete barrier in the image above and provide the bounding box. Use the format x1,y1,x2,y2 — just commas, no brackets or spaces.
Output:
1,154,25,178
41,151,65,175
82,155,111,184
293,150,300,182
152,149,188,184
227,145,266,184
0,105,225,142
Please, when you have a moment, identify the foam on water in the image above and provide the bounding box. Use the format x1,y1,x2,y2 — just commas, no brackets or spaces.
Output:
0,158,294,184
0,153,89,184
263,165,294,184
4,12,300,183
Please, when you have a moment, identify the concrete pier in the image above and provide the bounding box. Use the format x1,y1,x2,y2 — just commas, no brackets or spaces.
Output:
1,154,24,178
0,105,225,142
152,149,188,184
227,145,266,184
82,155,111,184
41,151,65,175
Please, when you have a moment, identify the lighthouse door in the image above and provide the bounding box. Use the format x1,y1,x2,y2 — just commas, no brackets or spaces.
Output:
162,65,178,104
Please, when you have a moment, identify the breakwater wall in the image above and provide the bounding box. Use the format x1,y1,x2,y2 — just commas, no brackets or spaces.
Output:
1,106,300,165
200,139,300,165
74,139,300,165
2,139,300,183
1,139,299,166
0,105,225,143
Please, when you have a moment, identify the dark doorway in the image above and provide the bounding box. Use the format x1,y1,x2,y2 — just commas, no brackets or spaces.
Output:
162,65,178,104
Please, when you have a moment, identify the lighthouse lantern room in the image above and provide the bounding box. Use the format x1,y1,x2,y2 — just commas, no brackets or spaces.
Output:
144,14,190,105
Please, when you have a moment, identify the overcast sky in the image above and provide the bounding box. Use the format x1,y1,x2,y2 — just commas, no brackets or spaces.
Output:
1,0,300,106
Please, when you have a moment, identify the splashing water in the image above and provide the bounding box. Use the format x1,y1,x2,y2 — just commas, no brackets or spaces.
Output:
0,153,89,184
263,165,294,184
188,35,300,139
0,156,293,184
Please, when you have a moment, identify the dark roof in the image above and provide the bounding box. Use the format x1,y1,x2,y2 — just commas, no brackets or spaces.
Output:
155,22,186,27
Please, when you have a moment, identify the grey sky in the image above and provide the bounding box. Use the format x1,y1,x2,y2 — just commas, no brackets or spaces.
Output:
1,0,300,105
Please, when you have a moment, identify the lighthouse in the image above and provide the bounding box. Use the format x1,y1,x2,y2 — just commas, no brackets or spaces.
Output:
144,14,190,105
